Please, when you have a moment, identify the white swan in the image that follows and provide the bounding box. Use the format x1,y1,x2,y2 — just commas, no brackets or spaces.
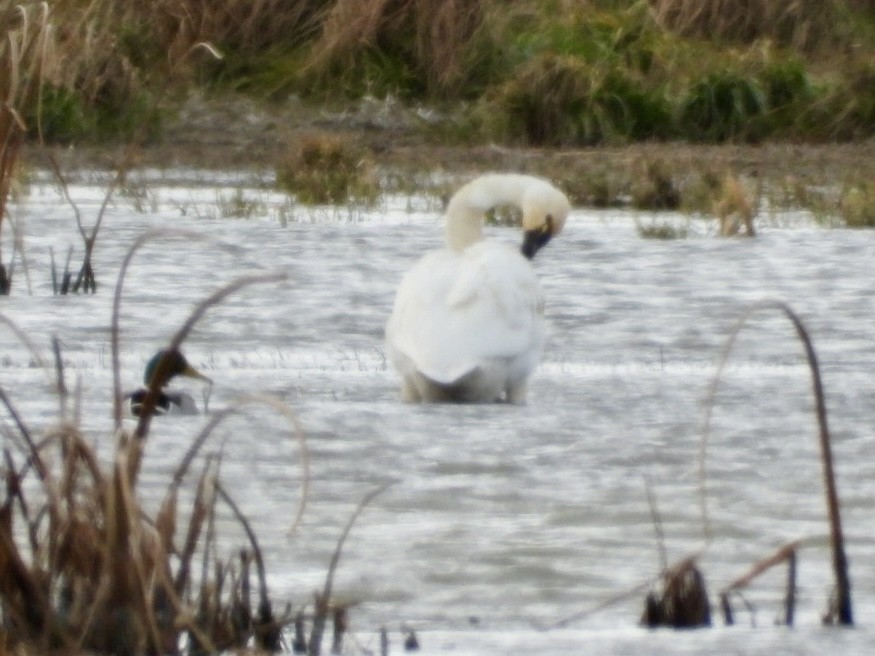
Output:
385,173,571,404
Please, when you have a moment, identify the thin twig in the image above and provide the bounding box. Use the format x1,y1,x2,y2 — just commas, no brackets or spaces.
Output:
216,481,285,648
644,475,668,573
540,580,654,630
0,312,47,369
51,336,66,419
168,395,309,531
309,483,393,656
698,300,852,625
128,270,286,477
108,229,253,431
721,540,801,595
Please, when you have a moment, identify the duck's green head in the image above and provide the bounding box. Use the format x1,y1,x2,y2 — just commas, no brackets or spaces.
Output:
144,349,211,388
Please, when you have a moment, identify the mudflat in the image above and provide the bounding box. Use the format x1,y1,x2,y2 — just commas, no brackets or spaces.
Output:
27,92,875,192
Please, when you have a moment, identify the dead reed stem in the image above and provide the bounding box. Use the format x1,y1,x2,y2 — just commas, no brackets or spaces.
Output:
165,394,310,536
642,556,711,628
698,300,853,625
722,540,801,593
644,475,668,573
128,269,288,453
0,2,50,294
216,481,284,650
107,228,258,430
46,154,129,294
786,549,797,626
542,579,655,630
173,457,217,609
0,387,44,480
309,483,392,656
720,540,800,625
51,335,67,418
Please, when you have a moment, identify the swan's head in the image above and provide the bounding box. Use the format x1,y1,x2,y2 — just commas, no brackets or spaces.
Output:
520,182,571,259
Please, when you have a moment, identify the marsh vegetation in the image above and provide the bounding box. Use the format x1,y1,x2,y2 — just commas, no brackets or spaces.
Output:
0,3,873,653
3,0,874,145
1,1,873,278
0,160,873,653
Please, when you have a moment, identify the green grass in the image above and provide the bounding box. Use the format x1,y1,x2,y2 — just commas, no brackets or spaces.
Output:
486,54,672,146
32,83,163,144
216,189,269,219
32,85,91,144
8,0,875,147
680,70,767,142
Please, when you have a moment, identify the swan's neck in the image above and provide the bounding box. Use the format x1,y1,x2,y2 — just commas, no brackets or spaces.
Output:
445,205,485,251
445,174,531,251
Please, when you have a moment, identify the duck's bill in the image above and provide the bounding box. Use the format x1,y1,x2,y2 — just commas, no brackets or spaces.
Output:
184,364,213,384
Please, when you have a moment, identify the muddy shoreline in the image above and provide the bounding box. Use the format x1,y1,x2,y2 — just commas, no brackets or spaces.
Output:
24,93,875,189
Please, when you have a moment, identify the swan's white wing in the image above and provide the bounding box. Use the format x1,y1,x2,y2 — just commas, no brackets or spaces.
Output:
386,242,544,385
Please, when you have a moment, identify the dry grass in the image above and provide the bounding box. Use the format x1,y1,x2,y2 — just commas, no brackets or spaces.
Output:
642,558,712,628
146,0,318,58
306,0,486,96
276,133,380,206
839,180,875,227
629,157,681,210
2,0,224,147
489,53,594,146
0,406,294,653
0,3,51,294
713,173,757,236
46,1,141,97
649,0,837,51
0,253,318,653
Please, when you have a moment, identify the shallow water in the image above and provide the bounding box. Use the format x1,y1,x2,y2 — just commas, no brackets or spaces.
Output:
3,170,875,653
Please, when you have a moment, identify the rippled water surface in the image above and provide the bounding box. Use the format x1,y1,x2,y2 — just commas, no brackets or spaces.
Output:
3,170,875,654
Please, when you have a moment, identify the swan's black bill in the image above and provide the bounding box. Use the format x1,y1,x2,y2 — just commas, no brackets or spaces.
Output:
521,228,553,259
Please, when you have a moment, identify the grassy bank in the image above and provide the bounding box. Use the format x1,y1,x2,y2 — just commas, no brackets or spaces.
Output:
2,0,875,147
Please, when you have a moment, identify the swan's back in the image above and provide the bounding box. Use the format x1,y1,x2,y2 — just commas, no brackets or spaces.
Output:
386,241,544,402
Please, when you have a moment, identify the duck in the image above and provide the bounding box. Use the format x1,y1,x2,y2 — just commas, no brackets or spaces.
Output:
128,349,212,416
385,172,570,404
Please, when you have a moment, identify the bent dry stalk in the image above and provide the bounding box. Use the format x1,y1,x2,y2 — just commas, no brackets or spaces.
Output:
0,348,309,654
46,155,128,295
308,483,393,656
698,300,852,625
555,300,855,633
720,540,800,626
0,4,52,295
0,238,314,653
